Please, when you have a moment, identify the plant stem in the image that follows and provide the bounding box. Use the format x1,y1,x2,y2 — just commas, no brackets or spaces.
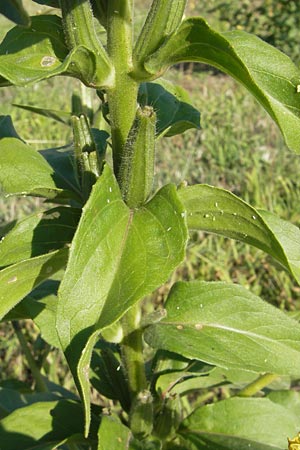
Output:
106,0,138,175
12,321,48,392
121,304,147,399
237,373,279,397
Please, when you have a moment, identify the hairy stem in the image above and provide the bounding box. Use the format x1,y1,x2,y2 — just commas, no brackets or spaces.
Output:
121,304,147,399
12,321,48,393
106,0,138,175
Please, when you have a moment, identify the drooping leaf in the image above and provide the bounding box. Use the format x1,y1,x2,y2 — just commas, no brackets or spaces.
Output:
178,184,300,283
0,138,79,200
13,103,72,125
0,400,97,450
0,115,22,139
258,209,300,283
178,396,299,450
144,17,300,153
0,248,68,320
0,0,30,27
145,281,300,376
138,80,200,137
56,164,188,435
0,206,81,267
0,15,113,88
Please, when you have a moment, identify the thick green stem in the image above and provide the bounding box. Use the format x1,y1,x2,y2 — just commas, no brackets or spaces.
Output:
12,321,48,393
106,0,138,175
121,304,147,399
238,373,279,397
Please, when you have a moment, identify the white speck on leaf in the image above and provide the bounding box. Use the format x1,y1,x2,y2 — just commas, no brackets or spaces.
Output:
252,215,257,220
195,323,203,330
8,276,18,283
167,227,172,231
297,85,300,93
40,56,57,67
176,325,183,330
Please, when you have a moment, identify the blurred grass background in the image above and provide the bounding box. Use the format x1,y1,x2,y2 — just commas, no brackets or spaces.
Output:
1,0,300,383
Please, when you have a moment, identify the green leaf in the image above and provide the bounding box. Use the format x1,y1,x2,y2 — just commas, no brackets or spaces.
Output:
258,209,300,283
144,17,300,153
0,15,113,88
178,184,300,283
178,397,299,449
97,415,160,450
40,145,82,200
0,248,68,321
0,138,79,200
56,164,188,435
145,281,300,377
32,0,60,6
0,400,95,450
0,387,65,419
0,206,80,267
19,280,60,348
97,415,133,450
138,80,200,137
13,103,72,125
0,0,30,27
0,115,22,139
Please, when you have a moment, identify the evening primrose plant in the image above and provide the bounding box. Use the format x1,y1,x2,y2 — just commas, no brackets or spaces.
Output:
1,1,300,449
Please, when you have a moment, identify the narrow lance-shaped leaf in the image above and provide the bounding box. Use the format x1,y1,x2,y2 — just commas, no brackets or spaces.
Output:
178,396,299,450
143,17,300,152
145,281,300,377
0,206,81,267
178,184,300,284
56,164,188,435
0,15,113,88
0,248,68,321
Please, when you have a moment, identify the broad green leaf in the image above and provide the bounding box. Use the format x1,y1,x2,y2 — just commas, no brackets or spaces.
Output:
0,0,30,27
0,15,113,88
138,80,200,137
145,281,300,377
0,138,79,200
19,280,60,348
56,164,188,435
97,415,133,450
144,17,300,153
0,387,64,419
0,115,22,139
0,400,96,450
2,279,59,321
258,209,300,283
0,248,68,320
0,206,80,267
178,184,300,283
178,397,298,450
91,345,131,411
40,145,82,200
